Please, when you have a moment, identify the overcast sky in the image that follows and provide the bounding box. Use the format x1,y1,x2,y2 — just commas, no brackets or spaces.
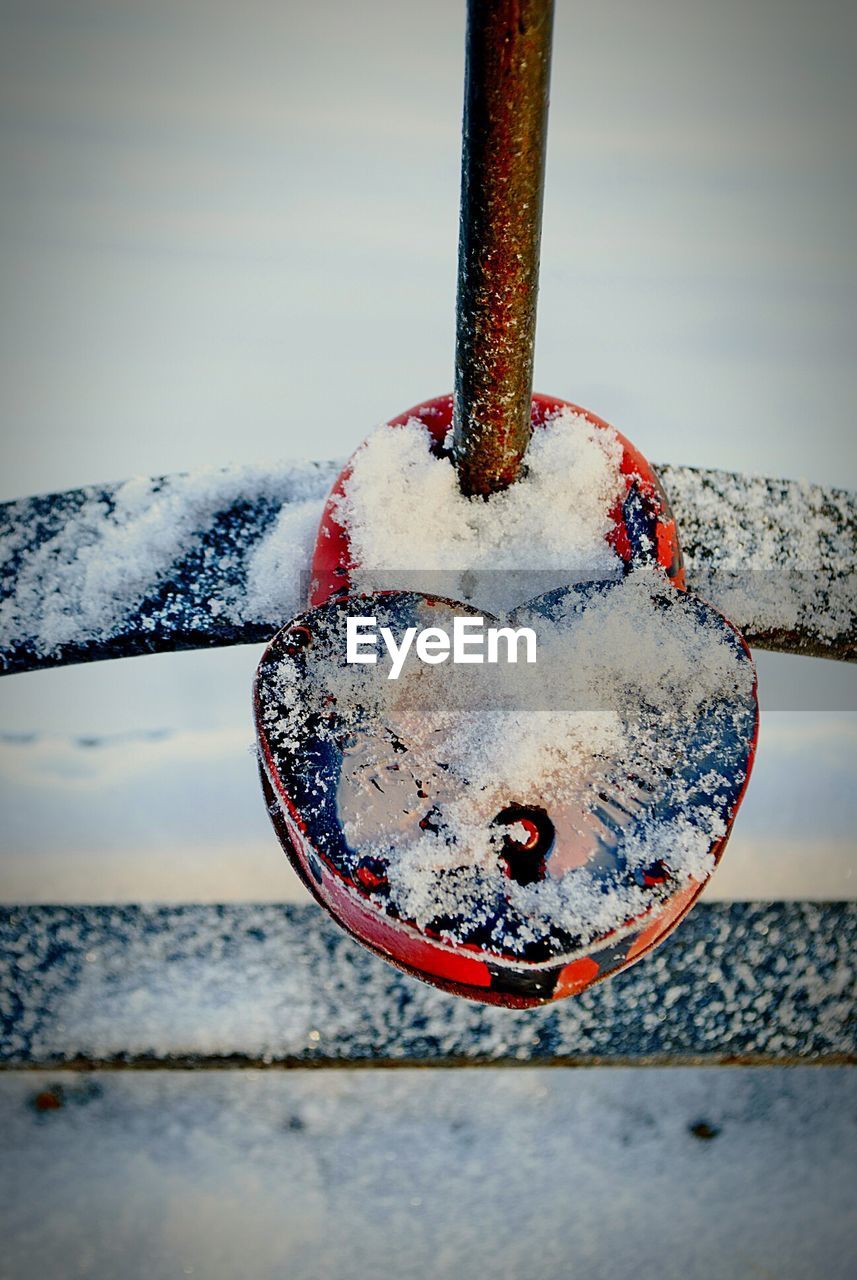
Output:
0,0,855,902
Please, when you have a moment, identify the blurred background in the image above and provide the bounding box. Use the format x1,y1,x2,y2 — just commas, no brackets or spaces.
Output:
0,0,855,907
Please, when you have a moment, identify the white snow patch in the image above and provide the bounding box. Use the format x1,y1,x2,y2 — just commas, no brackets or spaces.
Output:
241,499,324,623
662,465,856,641
334,409,626,612
0,461,333,657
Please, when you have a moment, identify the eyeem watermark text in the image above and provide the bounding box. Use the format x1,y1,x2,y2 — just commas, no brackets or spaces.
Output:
346,616,537,680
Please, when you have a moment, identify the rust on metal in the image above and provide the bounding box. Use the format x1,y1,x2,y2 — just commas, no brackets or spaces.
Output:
453,0,555,497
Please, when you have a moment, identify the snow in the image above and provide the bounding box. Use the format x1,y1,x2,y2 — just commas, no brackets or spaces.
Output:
662,463,857,643
1,1066,854,1280
0,461,333,661
241,499,323,622
334,408,625,612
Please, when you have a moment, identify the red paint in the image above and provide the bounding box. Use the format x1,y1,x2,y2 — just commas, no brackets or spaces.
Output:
554,956,600,998
625,880,704,963
355,863,388,892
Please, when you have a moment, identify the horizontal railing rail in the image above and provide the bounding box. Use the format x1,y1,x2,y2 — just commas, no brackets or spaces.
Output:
2,902,853,1068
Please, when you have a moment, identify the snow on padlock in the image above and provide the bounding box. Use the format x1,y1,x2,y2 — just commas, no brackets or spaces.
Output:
309,393,685,608
254,583,757,1007
253,394,757,1004
255,389,757,998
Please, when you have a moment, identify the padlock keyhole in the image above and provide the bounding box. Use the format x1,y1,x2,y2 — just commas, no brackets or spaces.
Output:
493,804,555,885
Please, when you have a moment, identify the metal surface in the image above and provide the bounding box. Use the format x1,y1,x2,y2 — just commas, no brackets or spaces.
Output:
1,902,853,1066
453,0,554,495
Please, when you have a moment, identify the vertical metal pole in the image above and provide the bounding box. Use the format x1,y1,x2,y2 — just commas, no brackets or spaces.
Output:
453,0,555,497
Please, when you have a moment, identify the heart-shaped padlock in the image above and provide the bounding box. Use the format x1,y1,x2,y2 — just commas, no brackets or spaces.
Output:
254,396,758,1006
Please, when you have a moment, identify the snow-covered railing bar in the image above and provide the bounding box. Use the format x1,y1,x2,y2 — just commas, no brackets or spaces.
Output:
1,461,854,675
1,903,853,1067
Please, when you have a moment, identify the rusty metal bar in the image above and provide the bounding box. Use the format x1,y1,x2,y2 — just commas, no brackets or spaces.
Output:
453,0,555,497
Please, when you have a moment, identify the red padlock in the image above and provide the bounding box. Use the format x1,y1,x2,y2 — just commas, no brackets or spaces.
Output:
254,396,758,1006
